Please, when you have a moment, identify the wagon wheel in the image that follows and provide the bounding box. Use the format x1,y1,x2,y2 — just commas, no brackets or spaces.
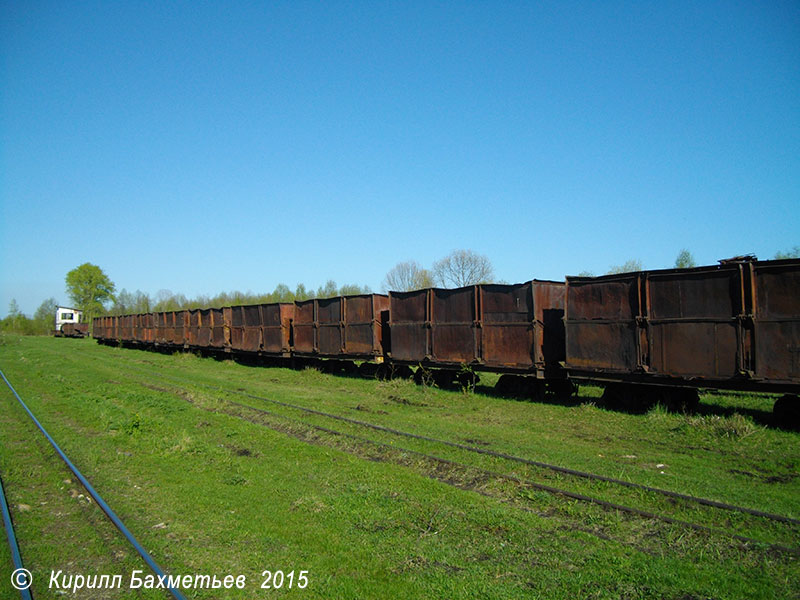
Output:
600,384,624,410
548,380,577,401
432,369,456,389
358,362,379,379
455,370,479,391
528,380,546,402
773,395,800,430
495,374,525,397
413,366,432,386
601,383,641,412
389,364,414,380
339,360,357,376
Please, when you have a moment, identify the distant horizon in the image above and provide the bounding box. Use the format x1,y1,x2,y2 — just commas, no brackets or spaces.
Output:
3,2,798,318
7,249,800,319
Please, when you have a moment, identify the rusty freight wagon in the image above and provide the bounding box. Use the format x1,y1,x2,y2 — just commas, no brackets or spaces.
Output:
57,322,89,338
186,308,226,349
564,257,800,415
228,303,294,356
388,281,569,392
92,316,112,341
292,294,389,368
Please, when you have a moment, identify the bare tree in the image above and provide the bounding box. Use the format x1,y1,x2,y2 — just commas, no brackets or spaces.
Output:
382,260,434,292
432,249,495,288
774,246,800,259
674,249,697,269
606,259,643,275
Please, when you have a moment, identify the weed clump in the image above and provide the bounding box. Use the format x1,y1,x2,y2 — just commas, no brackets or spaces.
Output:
681,413,760,439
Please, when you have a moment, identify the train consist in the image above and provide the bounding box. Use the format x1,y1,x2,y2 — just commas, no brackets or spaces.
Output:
93,257,800,419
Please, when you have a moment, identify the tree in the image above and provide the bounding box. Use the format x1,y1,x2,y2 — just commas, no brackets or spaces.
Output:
382,260,434,292
774,246,800,259
65,263,115,320
606,259,643,275
33,297,59,334
432,250,495,288
294,283,311,301
316,280,339,299
271,284,295,303
674,249,697,269
339,283,371,296
1,299,35,335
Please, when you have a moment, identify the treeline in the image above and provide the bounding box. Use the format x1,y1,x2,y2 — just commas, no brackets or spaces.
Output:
1,298,58,336
109,280,371,316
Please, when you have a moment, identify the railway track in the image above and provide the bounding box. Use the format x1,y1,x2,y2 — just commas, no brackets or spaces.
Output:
19,343,800,557
53,348,798,555
213,391,800,554
113,360,800,523
0,369,187,600
1,470,31,600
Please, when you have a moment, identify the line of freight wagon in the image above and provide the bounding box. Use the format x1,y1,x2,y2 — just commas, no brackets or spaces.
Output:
92,257,800,421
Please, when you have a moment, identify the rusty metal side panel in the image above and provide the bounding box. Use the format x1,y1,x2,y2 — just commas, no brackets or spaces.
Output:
118,316,127,341
135,315,144,341
229,306,244,351
343,295,388,356
174,311,187,346
567,321,639,370
293,299,316,354
261,303,293,354
120,315,133,341
389,290,429,362
165,312,177,344
565,275,639,373
647,267,742,378
222,307,232,349
649,321,738,377
188,310,209,347
140,314,153,342
198,309,212,347
132,315,140,341
431,287,477,364
316,297,342,356
210,308,226,348
156,313,166,343
480,283,534,369
232,304,260,352
753,260,800,383
148,313,157,343
186,311,197,346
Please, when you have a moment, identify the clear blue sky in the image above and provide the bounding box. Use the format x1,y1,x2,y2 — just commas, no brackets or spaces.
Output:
1,1,798,317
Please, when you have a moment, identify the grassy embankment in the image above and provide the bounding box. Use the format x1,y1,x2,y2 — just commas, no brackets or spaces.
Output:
0,335,797,599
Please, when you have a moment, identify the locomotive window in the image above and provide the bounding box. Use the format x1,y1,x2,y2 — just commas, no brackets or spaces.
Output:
61,312,73,320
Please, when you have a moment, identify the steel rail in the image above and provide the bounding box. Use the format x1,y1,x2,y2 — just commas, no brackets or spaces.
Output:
1,472,33,600
155,370,800,527
0,369,187,600
187,388,800,556
42,342,800,527
34,344,800,527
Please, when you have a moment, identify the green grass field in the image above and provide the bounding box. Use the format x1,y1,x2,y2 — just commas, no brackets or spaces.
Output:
0,335,797,599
